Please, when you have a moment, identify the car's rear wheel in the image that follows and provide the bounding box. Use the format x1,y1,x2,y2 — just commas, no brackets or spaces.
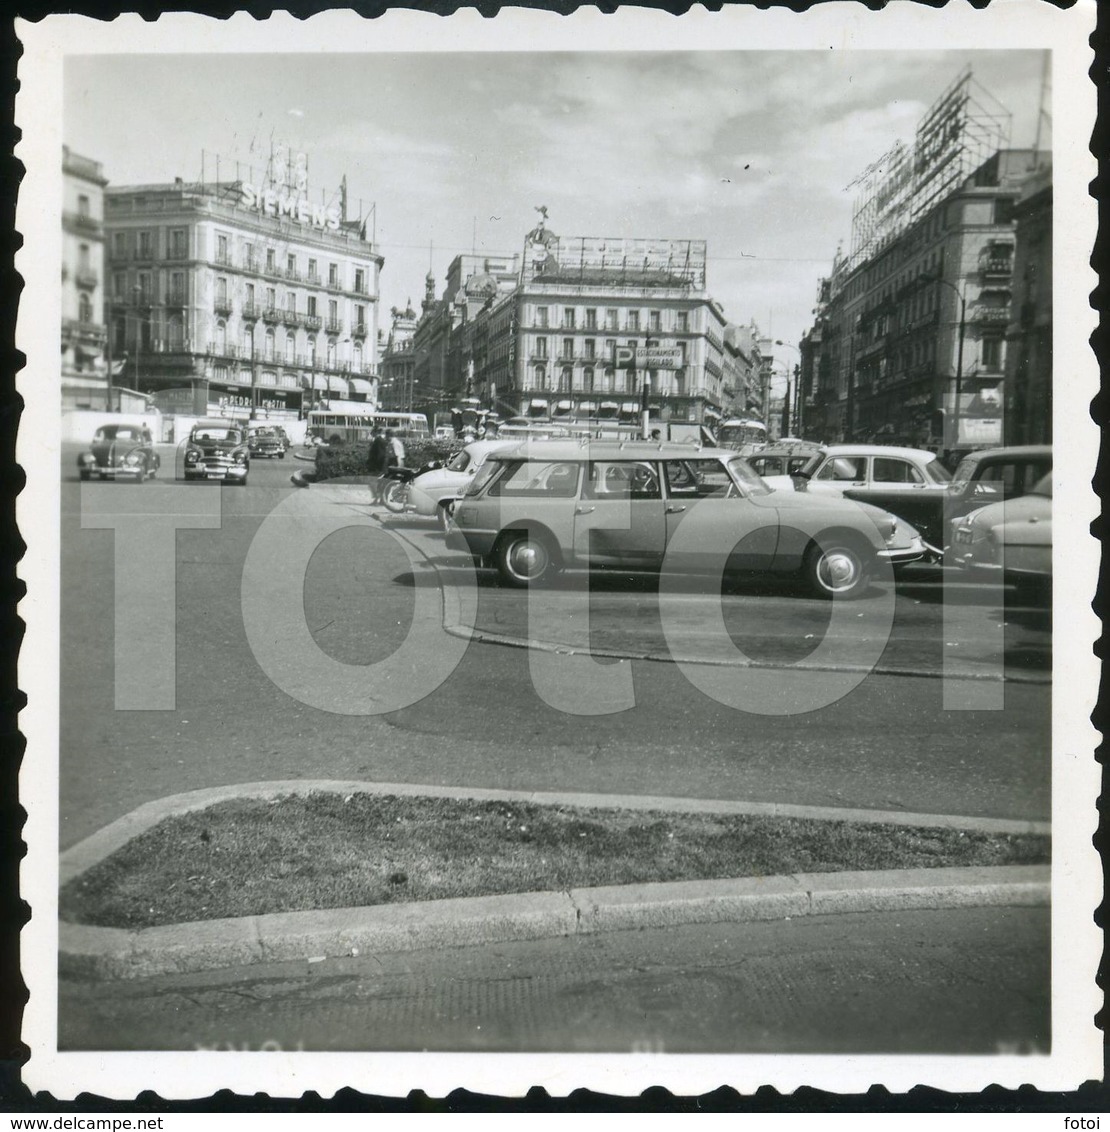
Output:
495,529,558,587
803,538,870,599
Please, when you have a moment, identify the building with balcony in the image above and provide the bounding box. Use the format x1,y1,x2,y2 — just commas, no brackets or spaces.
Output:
378,302,418,411
412,226,748,429
103,168,383,422
61,146,109,410
801,149,1049,450
1004,163,1052,445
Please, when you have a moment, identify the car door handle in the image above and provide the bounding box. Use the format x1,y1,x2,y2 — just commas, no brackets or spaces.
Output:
575,505,595,515
666,504,686,513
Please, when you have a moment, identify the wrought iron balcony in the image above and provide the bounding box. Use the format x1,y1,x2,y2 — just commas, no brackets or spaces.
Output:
213,298,233,316
241,303,262,321
74,268,99,289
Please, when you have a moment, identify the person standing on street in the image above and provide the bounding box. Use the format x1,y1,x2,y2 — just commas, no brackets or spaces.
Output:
367,427,390,504
386,428,405,468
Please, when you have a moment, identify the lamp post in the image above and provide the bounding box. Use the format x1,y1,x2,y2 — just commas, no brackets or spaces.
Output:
775,339,802,438
925,274,966,452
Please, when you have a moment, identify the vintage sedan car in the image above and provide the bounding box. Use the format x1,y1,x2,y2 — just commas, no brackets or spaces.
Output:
181,418,250,485
404,439,520,530
446,440,925,598
77,422,159,481
271,426,292,452
247,426,286,459
948,472,1052,595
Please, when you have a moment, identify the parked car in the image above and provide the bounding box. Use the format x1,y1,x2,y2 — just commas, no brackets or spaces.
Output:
948,472,1052,596
247,426,286,459
77,422,159,482
404,439,519,531
181,418,250,485
271,426,292,452
844,443,1053,551
446,440,926,598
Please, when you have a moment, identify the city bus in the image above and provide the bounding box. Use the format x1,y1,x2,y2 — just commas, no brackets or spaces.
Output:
716,417,768,452
305,410,430,445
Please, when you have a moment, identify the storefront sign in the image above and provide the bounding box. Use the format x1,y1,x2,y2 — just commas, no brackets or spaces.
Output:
218,393,292,411
613,346,682,370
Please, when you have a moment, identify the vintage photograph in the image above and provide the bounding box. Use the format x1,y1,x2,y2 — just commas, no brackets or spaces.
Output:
17,4,1100,1100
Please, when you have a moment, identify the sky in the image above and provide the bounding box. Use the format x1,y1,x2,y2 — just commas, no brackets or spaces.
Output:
65,49,1048,376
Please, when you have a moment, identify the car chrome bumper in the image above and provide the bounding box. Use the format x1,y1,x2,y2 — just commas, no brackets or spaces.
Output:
877,538,926,565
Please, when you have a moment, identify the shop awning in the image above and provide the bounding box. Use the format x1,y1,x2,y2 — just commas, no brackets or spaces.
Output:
600,401,619,410
348,378,375,395
327,375,348,393
578,401,598,412
554,399,573,412
304,374,328,391
621,402,637,412
530,398,549,408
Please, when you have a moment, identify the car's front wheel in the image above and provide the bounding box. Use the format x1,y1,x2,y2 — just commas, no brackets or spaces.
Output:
495,529,558,587
803,538,870,599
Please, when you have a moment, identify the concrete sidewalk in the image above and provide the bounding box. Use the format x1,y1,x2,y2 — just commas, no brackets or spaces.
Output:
59,778,1050,981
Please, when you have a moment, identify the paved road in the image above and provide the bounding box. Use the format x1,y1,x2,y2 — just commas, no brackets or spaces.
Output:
58,905,1050,1054
59,448,1051,848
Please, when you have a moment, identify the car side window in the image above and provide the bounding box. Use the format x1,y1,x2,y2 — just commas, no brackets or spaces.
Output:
872,458,924,484
489,460,581,498
663,459,735,499
816,456,865,481
973,462,1022,497
584,461,660,500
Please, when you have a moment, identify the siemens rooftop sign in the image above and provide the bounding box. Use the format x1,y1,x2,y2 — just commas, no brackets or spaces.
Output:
240,182,341,230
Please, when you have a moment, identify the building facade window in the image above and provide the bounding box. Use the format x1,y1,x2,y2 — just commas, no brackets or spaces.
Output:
170,229,187,258
137,272,152,303
627,310,640,332
535,336,548,359
113,272,126,299
139,230,153,259
215,233,228,263
242,326,252,356
215,320,227,354
307,295,318,317
562,337,574,360
355,304,366,331
328,262,339,286
308,258,318,282
354,268,365,293
583,366,595,391
265,329,276,360
308,336,317,365
584,339,595,361
328,299,338,325
585,309,597,330
78,293,92,323
245,283,255,308
266,287,276,311
243,242,254,269
606,309,618,331
170,272,185,304
112,232,126,259
534,364,546,387
287,253,296,275
167,315,184,351
286,291,296,314
77,193,90,217
215,277,228,305
561,366,573,392
285,332,295,363
327,338,337,366
536,306,549,328
78,243,91,273
649,310,661,333
563,307,576,329
981,337,1004,372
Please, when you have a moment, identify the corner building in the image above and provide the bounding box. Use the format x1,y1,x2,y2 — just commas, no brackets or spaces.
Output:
103,173,383,424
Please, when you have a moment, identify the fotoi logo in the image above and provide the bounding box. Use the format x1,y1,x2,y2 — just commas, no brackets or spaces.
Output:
80,449,1004,718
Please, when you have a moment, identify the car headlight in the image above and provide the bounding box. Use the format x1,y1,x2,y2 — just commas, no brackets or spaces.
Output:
233,450,247,463
185,448,200,464
124,451,143,466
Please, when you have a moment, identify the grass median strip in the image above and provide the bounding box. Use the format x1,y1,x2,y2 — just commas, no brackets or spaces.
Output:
60,793,1051,929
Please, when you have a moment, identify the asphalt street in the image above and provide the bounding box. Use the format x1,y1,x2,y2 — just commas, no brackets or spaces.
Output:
58,905,1050,1054
59,443,1051,849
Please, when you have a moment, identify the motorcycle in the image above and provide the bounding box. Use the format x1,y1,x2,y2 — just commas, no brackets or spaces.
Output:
381,459,444,513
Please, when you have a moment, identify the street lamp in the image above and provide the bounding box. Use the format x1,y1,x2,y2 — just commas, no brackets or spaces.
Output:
923,273,966,452
775,339,802,438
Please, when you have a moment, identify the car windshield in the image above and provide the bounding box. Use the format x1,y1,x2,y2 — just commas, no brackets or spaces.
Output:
464,457,505,497
727,457,772,496
194,428,239,442
95,426,142,441
445,450,472,472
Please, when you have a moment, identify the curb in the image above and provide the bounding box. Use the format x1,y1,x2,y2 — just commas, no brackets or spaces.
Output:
60,865,1050,981
387,522,1051,687
59,781,1051,982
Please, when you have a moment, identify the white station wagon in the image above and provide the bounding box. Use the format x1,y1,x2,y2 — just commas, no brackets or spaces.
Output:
446,440,925,598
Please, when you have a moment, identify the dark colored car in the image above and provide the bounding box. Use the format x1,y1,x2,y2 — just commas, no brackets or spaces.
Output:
181,418,250,485
248,426,286,459
271,426,291,452
77,422,160,482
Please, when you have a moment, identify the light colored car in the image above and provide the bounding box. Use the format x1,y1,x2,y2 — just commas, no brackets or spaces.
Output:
948,472,1051,594
446,440,925,598
762,444,951,496
405,439,519,530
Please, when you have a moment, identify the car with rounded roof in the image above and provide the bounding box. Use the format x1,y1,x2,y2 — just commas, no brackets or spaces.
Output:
181,418,250,485
77,421,159,482
247,425,286,459
948,471,1051,597
446,439,925,598
403,438,520,531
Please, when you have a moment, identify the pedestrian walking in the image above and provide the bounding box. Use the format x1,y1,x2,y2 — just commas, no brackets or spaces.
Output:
367,427,390,504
